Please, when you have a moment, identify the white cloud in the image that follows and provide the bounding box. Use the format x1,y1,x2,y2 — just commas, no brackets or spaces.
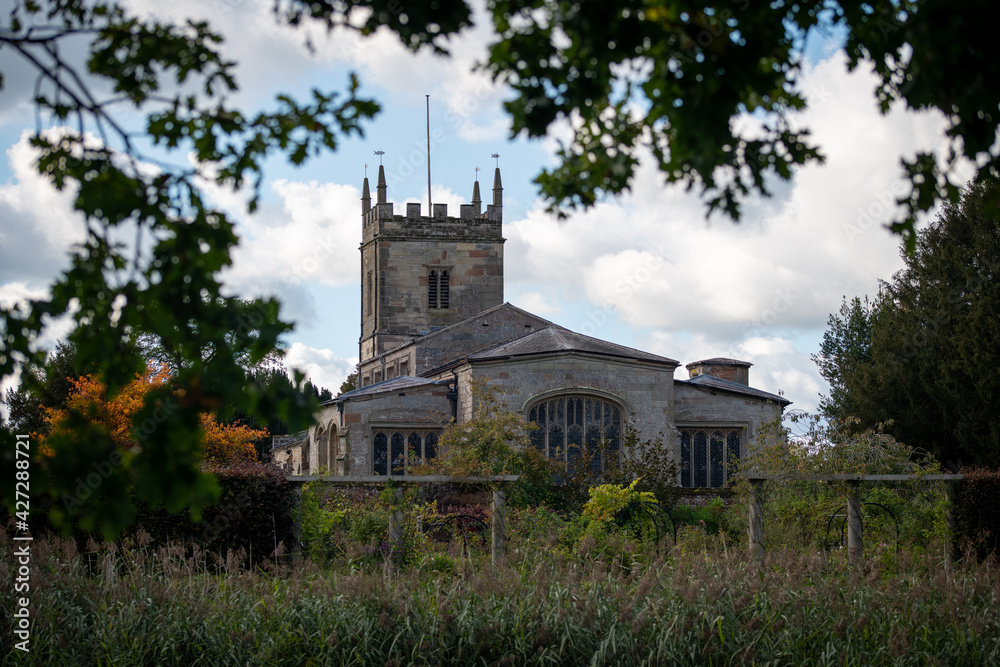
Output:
225,178,361,294
505,52,953,345
0,281,48,311
283,343,357,394
120,0,509,142
510,291,561,316
0,130,86,284
645,331,824,413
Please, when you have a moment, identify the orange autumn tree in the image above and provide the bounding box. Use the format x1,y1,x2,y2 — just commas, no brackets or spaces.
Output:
42,364,264,464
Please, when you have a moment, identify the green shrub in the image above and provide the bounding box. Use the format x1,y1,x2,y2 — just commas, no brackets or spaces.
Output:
132,461,295,564
954,468,1000,559
671,498,727,535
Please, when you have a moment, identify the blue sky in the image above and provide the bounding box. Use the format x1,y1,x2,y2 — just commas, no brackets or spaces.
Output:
0,1,970,413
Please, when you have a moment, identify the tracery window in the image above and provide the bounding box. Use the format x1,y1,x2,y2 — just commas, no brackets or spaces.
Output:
679,429,741,488
527,396,622,471
373,430,440,476
428,270,450,309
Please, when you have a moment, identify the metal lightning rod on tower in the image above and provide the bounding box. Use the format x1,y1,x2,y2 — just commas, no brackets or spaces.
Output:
426,95,432,212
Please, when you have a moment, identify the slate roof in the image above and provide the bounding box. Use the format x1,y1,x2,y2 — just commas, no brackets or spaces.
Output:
676,373,791,405
360,302,554,363
412,302,554,343
327,375,448,403
466,325,679,366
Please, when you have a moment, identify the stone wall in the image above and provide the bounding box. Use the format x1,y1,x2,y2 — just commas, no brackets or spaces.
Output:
359,200,505,363
443,354,678,452
409,305,551,375
336,384,453,475
357,305,551,386
673,382,783,447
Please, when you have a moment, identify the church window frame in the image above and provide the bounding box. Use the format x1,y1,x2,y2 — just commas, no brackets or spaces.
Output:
428,269,451,309
525,394,623,472
372,429,441,476
678,428,743,488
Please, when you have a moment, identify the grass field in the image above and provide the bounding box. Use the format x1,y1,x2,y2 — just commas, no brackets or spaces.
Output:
3,520,1000,666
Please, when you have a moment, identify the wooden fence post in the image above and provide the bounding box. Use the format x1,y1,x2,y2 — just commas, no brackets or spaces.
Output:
492,487,507,567
945,479,959,562
748,479,765,563
388,486,404,573
290,484,302,559
847,481,863,565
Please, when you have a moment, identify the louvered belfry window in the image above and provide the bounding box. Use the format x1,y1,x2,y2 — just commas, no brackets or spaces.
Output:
429,269,450,309
428,270,438,309
439,270,450,308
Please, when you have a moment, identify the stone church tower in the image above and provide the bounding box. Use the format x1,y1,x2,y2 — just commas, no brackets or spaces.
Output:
359,165,505,362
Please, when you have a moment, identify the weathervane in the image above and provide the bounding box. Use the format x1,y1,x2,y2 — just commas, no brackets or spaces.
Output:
475,166,481,181
491,153,500,168
364,163,368,177
374,150,385,164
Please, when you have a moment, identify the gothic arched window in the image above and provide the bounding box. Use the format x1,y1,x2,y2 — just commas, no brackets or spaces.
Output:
678,428,742,488
372,429,441,476
526,395,622,470
439,270,450,308
429,269,451,309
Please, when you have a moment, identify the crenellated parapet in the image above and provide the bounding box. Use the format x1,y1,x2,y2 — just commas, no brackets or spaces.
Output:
360,165,503,244
362,200,503,243
358,162,505,364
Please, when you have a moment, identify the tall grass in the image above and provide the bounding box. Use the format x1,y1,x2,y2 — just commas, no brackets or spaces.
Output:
3,525,1000,666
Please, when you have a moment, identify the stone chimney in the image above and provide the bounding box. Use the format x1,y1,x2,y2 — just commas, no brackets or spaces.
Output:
686,358,751,386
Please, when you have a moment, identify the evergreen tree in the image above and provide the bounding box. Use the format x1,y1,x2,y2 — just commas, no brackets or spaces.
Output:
338,372,358,397
815,182,1000,467
2,342,90,435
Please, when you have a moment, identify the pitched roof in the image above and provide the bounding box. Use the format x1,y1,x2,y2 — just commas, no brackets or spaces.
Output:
363,302,555,362
329,375,448,403
411,302,554,344
467,325,679,366
676,373,791,405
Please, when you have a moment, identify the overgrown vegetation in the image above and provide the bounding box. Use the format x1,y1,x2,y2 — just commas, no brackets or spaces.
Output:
730,411,950,558
5,514,1000,665
7,406,999,663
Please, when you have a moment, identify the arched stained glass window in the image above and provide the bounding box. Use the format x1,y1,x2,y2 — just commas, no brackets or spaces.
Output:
390,432,405,475
526,395,623,470
373,432,388,476
726,432,741,476
678,428,743,488
710,431,725,488
693,432,708,487
680,432,692,488
408,432,422,465
425,433,439,460
372,429,442,476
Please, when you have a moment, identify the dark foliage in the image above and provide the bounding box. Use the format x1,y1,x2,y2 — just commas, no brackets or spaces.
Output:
131,461,296,564
814,181,1000,468
953,468,1000,561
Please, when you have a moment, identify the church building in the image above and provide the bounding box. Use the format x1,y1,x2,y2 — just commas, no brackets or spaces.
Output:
272,165,790,489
